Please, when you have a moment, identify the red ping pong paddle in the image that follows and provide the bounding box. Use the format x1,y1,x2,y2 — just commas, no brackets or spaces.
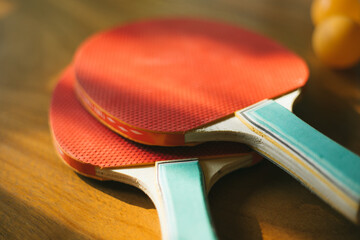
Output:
73,18,360,223
50,66,261,239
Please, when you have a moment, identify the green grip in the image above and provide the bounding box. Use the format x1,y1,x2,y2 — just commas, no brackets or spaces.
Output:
240,100,360,199
237,100,360,222
157,160,217,240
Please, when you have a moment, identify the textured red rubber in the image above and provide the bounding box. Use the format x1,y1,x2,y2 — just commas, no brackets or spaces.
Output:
50,67,258,169
74,18,308,142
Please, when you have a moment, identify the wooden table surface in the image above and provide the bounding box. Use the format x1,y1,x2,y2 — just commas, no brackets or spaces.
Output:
1,0,359,239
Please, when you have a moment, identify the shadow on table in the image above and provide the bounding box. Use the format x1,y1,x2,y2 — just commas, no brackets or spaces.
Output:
0,188,91,240
210,160,360,240
293,64,360,155
77,173,156,210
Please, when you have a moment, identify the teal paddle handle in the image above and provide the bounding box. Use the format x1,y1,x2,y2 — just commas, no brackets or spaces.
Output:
157,160,217,240
237,100,360,223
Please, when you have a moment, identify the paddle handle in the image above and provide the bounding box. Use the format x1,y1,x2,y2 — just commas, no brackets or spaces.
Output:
98,160,217,240
236,100,360,223
156,160,217,240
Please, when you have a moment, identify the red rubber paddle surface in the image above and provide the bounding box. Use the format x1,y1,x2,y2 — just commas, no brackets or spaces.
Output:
50,66,257,171
74,18,308,145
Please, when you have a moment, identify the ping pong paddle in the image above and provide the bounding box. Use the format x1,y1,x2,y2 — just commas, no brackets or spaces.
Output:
50,66,261,239
73,18,360,223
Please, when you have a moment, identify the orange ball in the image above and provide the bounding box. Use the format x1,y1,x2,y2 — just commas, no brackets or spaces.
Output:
311,0,360,25
312,15,360,68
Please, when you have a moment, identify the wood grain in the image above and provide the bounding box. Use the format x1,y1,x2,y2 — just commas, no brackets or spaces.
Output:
0,0,359,239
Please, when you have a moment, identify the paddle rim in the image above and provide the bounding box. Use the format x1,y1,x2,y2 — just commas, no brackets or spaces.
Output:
51,129,262,179
75,80,304,146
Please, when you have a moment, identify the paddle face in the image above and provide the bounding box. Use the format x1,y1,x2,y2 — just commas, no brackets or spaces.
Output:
50,66,259,177
74,18,308,146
